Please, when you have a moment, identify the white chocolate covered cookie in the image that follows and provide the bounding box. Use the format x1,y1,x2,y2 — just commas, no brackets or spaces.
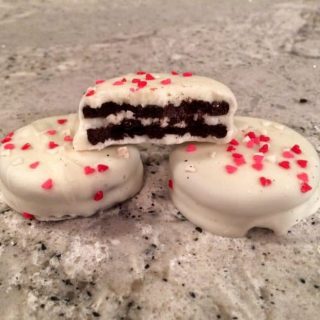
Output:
73,72,237,150
169,117,320,237
0,114,143,221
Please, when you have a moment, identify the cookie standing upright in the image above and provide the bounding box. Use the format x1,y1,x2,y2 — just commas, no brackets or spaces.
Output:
169,117,320,237
73,72,237,150
0,114,144,221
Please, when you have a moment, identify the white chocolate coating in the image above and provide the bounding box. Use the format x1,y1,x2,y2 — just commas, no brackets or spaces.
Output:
73,73,237,150
0,114,144,221
169,117,320,237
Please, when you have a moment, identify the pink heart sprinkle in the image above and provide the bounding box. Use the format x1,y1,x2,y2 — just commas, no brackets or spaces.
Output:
64,135,73,142
186,144,197,153
296,159,308,168
282,151,294,159
259,135,270,142
21,143,31,150
145,73,155,80
260,177,272,187
229,139,239,146
129,87,137,93
29,161,40,169
246,140,255,149
137,81,147,88
160,78,171,85
291,144,302,154
95,79,105,85
300,183,312,193
297,173,309,182
168,179,174,189
233,157,246,166
57,119,67,125
225,165,238,174
94,191,104,201
113,80,124,86
4,143,15,150
84,166,95,175
259,144,269,153
48,141,59,149
46,130,57,135
278,161,290,169
22,212,35,220
252,162,264,171
41,179,53,190
253,154,264,163
97,164,109,172
182,72,193,77
85,89,95,96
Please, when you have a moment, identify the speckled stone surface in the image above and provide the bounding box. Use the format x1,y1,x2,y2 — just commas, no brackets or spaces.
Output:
0,0,320,319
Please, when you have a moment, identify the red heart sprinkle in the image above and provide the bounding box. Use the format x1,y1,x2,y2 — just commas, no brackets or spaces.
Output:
41,179,53,190
246,131,256,139
137,81,147,88
48,141,59,149
94,191,104,201
252,162,263,171
278,161,290,169
171,71,179,75
225,165,238,174
29,161,40,169
168,179,174,189
46,130,57,135
121,78,127,82
7,131,14,137
182,72,193,77
85,89,95,96
186,144,197,152
259,135,270,142
297,173,309,182
145,73,155,80
291,144,302,154
95,79,105,85
84,166,95,175
132,78,140,83
300,183,312,193
97,164,109,172
282,151,294,158
136,71,146,75
226,145,236,152
253,154,264,163
259,144,269,153
4,143,15,150
161,78,171,85
229,139,239,146
57,119,67,125
64,135,73,142
259,177,272,187
22,212,35,220
296,159,308,168
21,143,31,150
1,136,11,144
113,80,124,86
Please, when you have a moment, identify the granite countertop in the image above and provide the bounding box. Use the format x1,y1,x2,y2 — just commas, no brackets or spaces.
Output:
0,0,319,319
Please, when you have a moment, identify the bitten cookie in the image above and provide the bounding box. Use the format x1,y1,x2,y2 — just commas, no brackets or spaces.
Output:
0,114,144,221
168,116,320,237
73,72,237,150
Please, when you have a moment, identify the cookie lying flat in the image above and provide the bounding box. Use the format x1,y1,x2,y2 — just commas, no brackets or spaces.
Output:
73,72,237,150
169,116,320,237
0,114,143,221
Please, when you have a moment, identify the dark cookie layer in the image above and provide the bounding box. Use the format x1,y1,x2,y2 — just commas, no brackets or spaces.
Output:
87,120,227,145
82,100,229,119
